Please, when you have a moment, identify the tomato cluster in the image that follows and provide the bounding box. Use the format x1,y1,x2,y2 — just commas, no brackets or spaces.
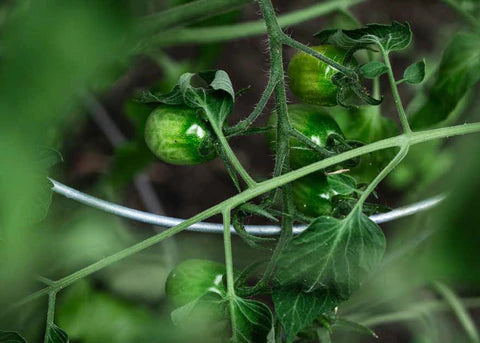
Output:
143,45,395,218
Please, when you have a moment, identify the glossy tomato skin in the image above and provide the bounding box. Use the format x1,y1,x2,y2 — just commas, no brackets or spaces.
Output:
145,105,217,165
267,104,345,169
287,45,356,107
165,259,226,308
292,173,334,217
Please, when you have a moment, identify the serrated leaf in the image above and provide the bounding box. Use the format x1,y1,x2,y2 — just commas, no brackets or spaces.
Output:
359,61,388,78
327,174,357,195
0,331,27,343
404,59,426,84
276,207,386,299
272,286,339,343
136,70,235,129
315,21,412,53
46,324,69,343
410,33,480,128
229,297,273,343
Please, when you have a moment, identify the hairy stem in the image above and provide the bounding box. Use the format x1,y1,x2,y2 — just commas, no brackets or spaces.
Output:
223,210,236,298
226,73,278,135
282,35,356,78
211,121,257,188
257,0,296,290
381,48,412,133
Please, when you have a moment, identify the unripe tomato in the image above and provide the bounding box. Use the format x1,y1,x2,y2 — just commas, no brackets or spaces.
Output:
144,105,217,165
165,259,226,308
292,173,334,217
287,45,357,106
267,104,345,169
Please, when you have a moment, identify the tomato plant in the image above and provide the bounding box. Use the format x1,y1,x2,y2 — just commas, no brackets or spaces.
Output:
1,1,480,343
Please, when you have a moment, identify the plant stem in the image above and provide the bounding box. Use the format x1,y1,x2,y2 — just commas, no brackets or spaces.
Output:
443,0,480,31
6,122,480,314
212,122,257,188
43,291,56,343
226,73,278,135
146,0,366,47
222,210,236,298
353,297,480,327
139,0,250,32
289,127,334,157
356,145,409,207
282,35,356,78
381,48,412,133
433,281,480,343
257,0,296,289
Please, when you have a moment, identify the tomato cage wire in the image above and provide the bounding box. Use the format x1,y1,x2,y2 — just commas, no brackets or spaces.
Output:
49,178,445,236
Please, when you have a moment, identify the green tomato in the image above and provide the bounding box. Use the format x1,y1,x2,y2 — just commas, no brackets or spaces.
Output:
267,104,345,169
144,105,217,165
287,45,357,107
292,173,334,217
165,259,226,308
328,107,398,183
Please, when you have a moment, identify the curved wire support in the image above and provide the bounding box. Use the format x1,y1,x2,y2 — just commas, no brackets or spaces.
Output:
50,178,445,237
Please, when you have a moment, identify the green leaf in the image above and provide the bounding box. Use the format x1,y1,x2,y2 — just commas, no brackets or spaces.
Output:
0,331,27,343
272,286,338,343
276,207,386,298
359,61,388,78
410,33,480,128
46,324,69,343
136,70,235,129
333,318,377,338
327,174,357,195
315,21,412,53
404,59,426,84
229,297,274,343
36,147,63,170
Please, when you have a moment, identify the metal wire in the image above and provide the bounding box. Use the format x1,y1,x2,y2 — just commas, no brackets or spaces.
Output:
50,178,445,236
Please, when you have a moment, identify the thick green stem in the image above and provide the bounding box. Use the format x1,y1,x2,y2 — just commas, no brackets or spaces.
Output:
43,291,56,343
222,210,236,298
146,0,366,47
381,48,412,133
6,122,480,314
139,0,250,32
257,0,295,289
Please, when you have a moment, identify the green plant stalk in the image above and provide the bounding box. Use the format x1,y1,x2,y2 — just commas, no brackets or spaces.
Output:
353,297,480,327
356,145,409,207
226,73,279,135
433,281,480,343
209,115,257,188
43,291,56,343
146,0,366,47
381,47,412,133
139,0,250,32
256,0,296,290
223,209,236,299
6,123,480,314
443,0,480,31
282,35,356,78
222,209,241,338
